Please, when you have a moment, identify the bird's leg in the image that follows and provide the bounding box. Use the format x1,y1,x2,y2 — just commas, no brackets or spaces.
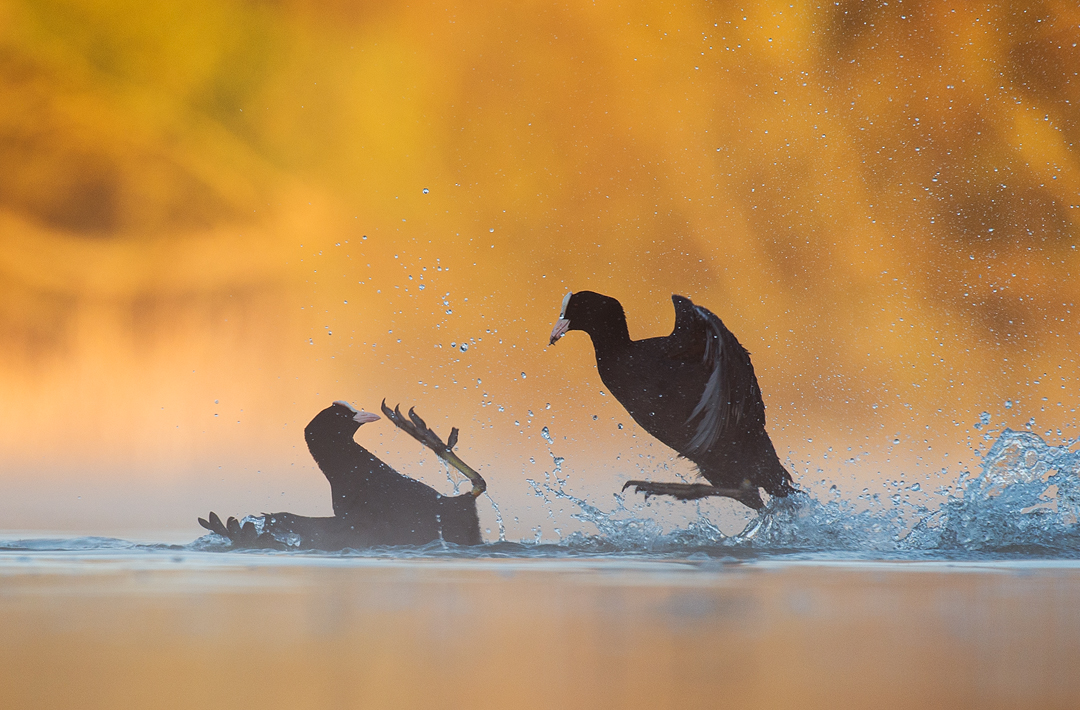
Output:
381,400,487,497
622,480,764,510
621,481,725,500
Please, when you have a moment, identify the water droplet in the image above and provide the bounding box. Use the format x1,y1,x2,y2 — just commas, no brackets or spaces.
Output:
592,414,598,420
545,403,551,410
497,405,504,412
460,343,468,352
214,400,219,404
893,438,900,444
1004,399,1013,409
618,423,624,429
418,284,425,290
445,309,453,314
422,187,429,194
521,371,527,379
527,410,534,417
980,412,991,427
909,483,921,492
541,426,553,444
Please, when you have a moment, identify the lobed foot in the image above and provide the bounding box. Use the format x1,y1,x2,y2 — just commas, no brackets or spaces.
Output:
381,400,487,496
198,511,284,549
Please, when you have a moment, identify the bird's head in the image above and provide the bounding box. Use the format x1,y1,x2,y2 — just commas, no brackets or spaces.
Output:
331,400,380,425
307,400,380,440
549,290,626,345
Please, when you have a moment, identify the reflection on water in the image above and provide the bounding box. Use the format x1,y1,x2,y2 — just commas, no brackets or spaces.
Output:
0,550,1078,710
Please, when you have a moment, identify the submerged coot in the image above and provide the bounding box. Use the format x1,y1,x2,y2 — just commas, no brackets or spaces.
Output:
198,400,485,549
549,290,794,509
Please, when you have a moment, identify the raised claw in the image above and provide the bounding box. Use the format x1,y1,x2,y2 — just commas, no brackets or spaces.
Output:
407,407,427,433
381,399,487,497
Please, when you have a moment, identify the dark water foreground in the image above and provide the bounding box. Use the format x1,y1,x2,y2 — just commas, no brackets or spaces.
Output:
1,428,1078,708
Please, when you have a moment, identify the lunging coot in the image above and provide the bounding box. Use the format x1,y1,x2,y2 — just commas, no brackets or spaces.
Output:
549,290,794,509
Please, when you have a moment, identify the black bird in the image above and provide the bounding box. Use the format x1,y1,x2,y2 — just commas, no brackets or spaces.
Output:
198,400,486,549
549,290,794,509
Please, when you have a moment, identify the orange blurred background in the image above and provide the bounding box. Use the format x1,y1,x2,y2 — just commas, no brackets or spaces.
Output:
1,0,1077,538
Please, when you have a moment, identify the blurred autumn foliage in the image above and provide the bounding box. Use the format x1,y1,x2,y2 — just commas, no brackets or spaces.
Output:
0,0,1077,532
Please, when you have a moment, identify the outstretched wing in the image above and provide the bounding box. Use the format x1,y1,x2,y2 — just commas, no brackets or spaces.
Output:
669,295,763,456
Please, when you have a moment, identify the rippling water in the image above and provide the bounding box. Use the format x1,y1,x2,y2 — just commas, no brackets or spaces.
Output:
2,429,1078,709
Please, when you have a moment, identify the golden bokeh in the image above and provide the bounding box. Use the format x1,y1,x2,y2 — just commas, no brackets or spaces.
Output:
0,0,1077,535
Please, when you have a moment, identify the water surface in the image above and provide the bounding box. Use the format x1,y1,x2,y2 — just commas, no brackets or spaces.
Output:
2,428,1078,709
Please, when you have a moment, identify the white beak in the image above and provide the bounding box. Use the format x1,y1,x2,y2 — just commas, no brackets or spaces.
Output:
549,318,570,346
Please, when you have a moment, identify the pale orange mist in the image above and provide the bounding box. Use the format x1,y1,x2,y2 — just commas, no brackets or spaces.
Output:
0,0,1077,535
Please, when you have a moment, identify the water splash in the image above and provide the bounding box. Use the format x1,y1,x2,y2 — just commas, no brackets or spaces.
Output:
180,429,1079,558
524,429,1080,557
931,429,1080,552
484,492,507,542
7,431,1078,560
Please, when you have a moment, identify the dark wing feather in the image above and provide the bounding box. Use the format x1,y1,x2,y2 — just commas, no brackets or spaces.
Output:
669,295,759,456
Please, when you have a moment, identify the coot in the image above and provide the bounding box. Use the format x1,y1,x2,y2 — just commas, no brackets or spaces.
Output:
198,400,485,548
549,290,794,509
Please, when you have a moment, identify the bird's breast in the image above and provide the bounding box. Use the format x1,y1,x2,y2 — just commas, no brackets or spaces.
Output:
598,352,702,436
